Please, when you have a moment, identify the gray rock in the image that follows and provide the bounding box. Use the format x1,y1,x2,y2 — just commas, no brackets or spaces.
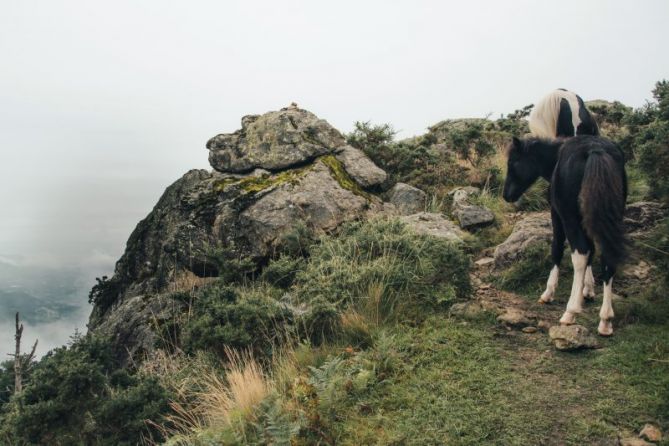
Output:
388,183,427,215
493,212,552,268
398,212,464,242
207,105,346,173
93,294,186,366
239,160,371,255
454,204,495,229
449,186,480,206
335,145,387,188
497,308,533,328
548,325,600,351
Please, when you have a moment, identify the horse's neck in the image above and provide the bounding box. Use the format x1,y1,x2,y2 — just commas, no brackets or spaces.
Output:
535,141,561,180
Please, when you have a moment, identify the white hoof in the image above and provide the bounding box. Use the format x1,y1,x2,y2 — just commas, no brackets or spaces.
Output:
598,319,614,336
560,311,577,325
538,292,554,304
583,285,596,301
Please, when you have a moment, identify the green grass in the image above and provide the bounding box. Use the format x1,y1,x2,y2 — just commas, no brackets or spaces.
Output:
326,310,669,445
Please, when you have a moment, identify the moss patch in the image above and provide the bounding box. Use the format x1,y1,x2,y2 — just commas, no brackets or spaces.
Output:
213,166,311,194
320,154,373,200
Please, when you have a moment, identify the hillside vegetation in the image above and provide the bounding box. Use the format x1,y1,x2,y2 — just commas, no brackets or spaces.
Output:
1,82,668,445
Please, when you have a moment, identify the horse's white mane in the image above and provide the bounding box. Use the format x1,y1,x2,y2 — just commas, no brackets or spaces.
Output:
529,89,581,138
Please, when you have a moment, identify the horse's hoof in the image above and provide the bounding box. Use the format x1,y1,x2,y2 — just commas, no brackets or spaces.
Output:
598,320,614,336
583,287,596,300
559,312,577,325
538,296,553,304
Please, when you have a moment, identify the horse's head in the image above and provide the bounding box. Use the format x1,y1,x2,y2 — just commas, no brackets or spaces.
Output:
502,137,542,202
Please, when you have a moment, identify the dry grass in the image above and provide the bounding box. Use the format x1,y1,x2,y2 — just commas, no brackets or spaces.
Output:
145,347,274,444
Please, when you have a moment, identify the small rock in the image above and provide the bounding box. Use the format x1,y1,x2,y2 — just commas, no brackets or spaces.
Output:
454,204,495,229
493,212,552,268
335,145,387,188
450,302,486,319
497,308,532,328
522,326,538,334
398,212,465,242
620,438,654,446
537,320,552,332
548,325,600,351
639,423,662,442
387,183,427,215
474,257,495,267
449,186,480,206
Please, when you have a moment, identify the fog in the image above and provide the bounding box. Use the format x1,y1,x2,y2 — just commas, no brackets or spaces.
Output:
1,0,668,356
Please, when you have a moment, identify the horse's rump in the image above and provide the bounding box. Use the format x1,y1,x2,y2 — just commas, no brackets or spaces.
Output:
529,89,599,138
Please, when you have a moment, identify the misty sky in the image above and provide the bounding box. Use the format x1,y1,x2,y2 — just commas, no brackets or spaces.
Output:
0,0,668,347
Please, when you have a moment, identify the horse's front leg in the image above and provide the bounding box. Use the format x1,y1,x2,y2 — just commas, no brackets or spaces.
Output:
539,208,565,304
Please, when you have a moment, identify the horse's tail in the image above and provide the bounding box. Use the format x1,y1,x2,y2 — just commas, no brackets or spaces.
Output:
579,149,627,267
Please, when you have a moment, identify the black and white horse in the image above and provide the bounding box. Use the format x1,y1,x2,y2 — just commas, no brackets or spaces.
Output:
503,135,627,335
529,89,599,138
528,89,601,302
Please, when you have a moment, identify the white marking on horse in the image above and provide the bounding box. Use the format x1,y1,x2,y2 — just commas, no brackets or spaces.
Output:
539,265,559,303
529,89,583,138
560,251,588,325
598,278,615,336
562,91,582,136
583,265,596,300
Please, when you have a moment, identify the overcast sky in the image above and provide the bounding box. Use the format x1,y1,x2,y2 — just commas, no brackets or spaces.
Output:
1,0,668,270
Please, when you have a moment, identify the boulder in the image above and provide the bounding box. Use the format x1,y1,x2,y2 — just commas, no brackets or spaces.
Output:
398,212,464,242
207,104,346,173
493,212,552,268
548,325,600,351
335,145,387,188
388,183,426,215
454,204,495,229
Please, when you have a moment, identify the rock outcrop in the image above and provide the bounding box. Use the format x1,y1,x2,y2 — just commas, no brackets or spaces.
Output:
88,106,395,362
88,105,462,365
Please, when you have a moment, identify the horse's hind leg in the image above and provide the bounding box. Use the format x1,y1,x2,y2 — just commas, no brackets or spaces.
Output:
583,250,596,301
560,227,591,325
540,209,565,303
598,258,616,336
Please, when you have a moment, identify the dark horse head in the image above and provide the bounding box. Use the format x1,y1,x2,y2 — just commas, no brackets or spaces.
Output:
503,137,541,202
502,137,562,203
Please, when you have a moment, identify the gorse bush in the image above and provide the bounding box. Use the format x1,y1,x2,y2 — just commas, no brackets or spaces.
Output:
0,334,170,445
182,284,293,359
295,219,471,320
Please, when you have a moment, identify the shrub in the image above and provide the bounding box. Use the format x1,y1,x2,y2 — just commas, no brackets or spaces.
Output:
294,219,471,319
261,256,305,289
0,335,170,445
182,285,293,359
299,297,342,345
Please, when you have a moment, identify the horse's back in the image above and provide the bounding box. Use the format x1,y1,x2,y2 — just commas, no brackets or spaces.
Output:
552,136,626,209
530,89,599,138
